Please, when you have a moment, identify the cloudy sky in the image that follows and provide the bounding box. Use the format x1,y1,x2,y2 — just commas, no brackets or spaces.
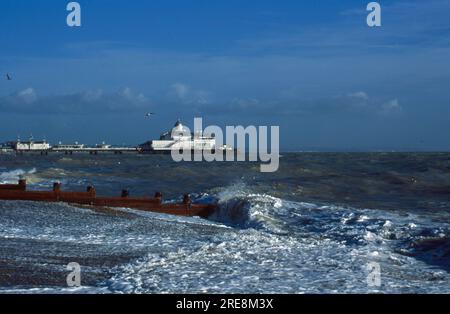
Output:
1,0,450,150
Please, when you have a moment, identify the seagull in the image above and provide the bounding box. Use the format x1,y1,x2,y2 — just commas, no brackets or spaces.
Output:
6,73,12,81
145,112,156,117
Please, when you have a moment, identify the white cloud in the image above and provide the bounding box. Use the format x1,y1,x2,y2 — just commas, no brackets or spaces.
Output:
380,99,403,114
348,91,369,101
120,87,147,103
169,83,211,105
171,83,190,100
81,89,103,102
0,88,152,114
17,88,37,104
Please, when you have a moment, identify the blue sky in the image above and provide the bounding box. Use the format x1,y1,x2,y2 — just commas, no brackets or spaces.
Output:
1,0,450,150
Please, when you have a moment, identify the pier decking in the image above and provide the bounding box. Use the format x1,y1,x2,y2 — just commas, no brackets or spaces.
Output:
50,146,139,154
0,147,140,155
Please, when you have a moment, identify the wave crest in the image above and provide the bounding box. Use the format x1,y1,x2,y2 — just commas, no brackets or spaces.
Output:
0,168,37,184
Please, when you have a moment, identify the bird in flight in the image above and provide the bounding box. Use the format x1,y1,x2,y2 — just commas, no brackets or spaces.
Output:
6,73,12,80
145,112,156,117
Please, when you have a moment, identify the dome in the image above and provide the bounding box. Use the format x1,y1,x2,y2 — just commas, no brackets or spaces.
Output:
174,119,182,127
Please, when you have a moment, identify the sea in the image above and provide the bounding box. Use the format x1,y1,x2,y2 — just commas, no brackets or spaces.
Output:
0,152,449,293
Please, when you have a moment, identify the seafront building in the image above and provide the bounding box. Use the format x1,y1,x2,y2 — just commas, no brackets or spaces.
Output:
139,120,218,153
12,139,51,151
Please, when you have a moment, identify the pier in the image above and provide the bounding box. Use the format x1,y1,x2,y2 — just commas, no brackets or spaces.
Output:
8,147,141,155
0,138,141,155
50,146,139,155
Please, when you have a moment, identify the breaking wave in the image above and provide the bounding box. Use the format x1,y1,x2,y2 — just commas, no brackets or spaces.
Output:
0,168,37,184
97,184,450,293
0,180,449,293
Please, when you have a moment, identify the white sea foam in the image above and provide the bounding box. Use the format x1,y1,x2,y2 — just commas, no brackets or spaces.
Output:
0,184,449,294
95,186,450,293
0,168,37,184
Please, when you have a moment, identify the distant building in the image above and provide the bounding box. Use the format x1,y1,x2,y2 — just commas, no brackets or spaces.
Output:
95,142,112,149
13,139,51,151
139,120,217,153
0,141,14,153
53,142,85,150
0,142,13,149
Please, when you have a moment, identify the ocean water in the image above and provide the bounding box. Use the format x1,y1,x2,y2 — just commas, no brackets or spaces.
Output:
0,153,449,293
